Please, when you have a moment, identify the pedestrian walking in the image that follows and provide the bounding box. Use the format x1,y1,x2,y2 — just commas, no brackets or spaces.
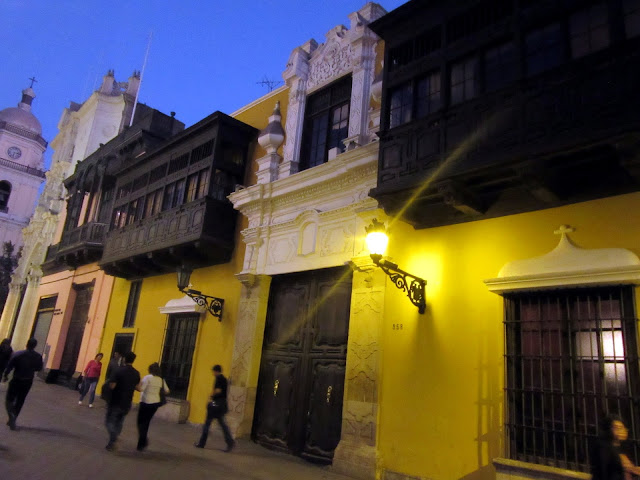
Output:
78,353,103,407
101,350,122,401
0,338,12,376
105,350,122,380
590,415,640,479
2,338,43,430
136,362,169,451
104,351,140,451
194,364,235,452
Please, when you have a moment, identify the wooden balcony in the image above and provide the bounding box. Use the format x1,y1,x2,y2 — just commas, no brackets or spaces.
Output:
44,222,108,270
100,196,237,279
371,45,640,228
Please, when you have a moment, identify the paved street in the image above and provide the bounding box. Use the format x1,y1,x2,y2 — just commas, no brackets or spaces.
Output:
0,379,352,480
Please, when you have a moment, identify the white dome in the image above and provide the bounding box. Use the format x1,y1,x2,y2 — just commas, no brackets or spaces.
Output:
0,106,42,135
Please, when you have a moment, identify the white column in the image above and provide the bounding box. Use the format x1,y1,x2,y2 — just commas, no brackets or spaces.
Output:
0,282,24,340
11,268,42,349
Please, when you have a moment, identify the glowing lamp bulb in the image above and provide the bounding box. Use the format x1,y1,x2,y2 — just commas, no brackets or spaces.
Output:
365,219,389,256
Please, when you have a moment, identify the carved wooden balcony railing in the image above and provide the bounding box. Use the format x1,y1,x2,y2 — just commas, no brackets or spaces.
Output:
100,196,237,279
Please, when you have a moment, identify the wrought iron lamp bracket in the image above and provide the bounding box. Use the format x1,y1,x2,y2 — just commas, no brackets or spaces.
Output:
181,288,224,321
372,254,426,314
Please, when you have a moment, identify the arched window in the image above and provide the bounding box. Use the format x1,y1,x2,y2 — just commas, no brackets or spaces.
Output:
0,181,11,212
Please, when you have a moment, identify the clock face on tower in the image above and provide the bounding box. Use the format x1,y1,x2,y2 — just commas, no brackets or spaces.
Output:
7,147,22,160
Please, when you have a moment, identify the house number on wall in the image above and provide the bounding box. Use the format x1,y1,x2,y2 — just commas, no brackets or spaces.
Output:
392,323,404,330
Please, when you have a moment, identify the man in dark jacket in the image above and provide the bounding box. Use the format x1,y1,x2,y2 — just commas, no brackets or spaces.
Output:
194,364,235,451
2,338,43,430
104,351,140,451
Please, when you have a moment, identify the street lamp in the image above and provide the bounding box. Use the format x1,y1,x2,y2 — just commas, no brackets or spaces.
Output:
176,265,225,320
365,219,426,314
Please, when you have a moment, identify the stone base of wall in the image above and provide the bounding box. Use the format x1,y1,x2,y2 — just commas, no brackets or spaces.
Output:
332,442,376,479
382,469,430,480
493,458,590,480
226,385,257,438
153,399,190,423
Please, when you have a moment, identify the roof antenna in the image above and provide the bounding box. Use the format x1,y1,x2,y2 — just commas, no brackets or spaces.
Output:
257,75,284,92
130,31,153,126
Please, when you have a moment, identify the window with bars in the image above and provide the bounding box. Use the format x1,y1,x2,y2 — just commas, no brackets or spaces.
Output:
160,313,200,400
168,153,189,174
450,56,479,105
123,280,142,328
300,75,352,171
504,287,640,472
623,0,640,38
570,3,610,59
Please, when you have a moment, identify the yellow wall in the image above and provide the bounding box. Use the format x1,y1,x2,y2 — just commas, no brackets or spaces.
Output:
99,259,243,423
99,87,290,424
378,192,640,479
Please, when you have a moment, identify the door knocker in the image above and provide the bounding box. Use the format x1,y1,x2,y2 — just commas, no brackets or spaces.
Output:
273,379,280,397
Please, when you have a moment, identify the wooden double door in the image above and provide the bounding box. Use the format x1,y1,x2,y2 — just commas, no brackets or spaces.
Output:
253,267,352,463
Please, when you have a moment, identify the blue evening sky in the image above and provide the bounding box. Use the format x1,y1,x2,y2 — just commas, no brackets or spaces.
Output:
0,0,406,169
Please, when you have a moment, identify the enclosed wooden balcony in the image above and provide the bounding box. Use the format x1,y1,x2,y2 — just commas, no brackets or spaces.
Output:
371,44,640,229
100,196,236,279
43,222,107,272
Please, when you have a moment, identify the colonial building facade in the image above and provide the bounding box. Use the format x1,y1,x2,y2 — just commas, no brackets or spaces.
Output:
0,85,47,248
0,70,140,359
227,2,386,474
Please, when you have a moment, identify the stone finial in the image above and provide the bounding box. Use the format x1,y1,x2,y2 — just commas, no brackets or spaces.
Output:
100,70,116,94
127,71,141,96
257,101,285,154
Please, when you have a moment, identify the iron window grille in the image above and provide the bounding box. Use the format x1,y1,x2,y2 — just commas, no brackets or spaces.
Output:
160,313,200,400
123,280,142,328
504,287,640,472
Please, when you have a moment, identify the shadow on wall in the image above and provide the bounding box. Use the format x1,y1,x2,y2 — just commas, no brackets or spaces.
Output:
465,325,502,480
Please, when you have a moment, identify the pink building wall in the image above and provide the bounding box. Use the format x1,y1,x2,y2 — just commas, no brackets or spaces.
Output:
36,264,114,373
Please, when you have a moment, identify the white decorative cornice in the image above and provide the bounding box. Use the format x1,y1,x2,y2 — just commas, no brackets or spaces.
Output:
230,141,378,212
158,295,206,315
485,225,640,293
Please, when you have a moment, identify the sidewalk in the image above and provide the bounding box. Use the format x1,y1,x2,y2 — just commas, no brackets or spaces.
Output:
0,379,354,480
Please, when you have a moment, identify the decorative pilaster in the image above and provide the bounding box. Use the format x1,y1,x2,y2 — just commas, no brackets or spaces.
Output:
333,255,386,479
11,266,43,349
227,274,272,437
0,282,24,339
280,43,314,179
344,4,385,150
